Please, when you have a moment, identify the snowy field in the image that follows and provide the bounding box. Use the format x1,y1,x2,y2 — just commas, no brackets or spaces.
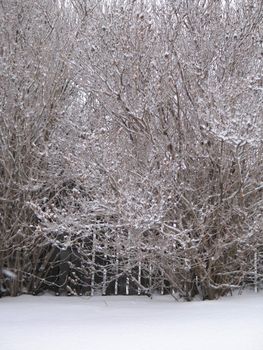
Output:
1,292,263,350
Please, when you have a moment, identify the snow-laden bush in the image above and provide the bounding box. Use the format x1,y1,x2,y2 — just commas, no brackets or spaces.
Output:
1,0,262,299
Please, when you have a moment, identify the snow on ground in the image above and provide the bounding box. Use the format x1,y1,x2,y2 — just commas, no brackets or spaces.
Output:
0,292,263,350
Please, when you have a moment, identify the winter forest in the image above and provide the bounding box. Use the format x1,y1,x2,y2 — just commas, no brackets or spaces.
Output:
1,0,263,300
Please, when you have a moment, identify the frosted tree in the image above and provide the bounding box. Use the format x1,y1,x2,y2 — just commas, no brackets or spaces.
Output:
1,0,262,298
57,0,262,298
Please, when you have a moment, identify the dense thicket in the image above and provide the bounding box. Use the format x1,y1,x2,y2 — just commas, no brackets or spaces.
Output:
1,0,263,299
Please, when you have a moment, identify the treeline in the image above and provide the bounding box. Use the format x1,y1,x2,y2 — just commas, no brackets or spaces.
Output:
0,0,263,299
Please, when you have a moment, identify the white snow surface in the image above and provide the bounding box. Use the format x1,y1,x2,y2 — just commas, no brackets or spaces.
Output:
1,292,263,350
